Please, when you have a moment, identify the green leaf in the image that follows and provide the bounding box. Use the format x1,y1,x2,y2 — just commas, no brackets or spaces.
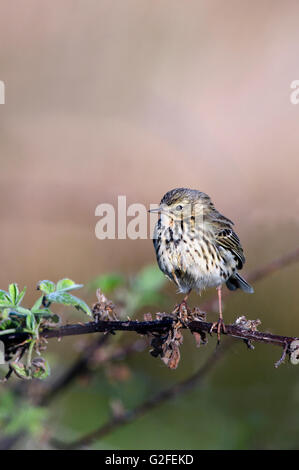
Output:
37,280,56,295
0,328,17,335
39,313,60,323
26,313,36,332
32,357,51,380
10,362,31,380
30,300,60,323
31,309,60,324
0,309,19,330
0,316,18,331
16,287,26,306
8,284,18,305
88,273,125,293
31,296,43,313
56,278,83,292
0,290,11,306
11,306,32,316
1,308,10,320
133,265,166,292
46,291,92,316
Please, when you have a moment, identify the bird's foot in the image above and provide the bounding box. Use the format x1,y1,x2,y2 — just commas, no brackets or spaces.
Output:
173,299,192,326
173,298,190,315
179,299,189,315
170,301,189,330
210,317,226,344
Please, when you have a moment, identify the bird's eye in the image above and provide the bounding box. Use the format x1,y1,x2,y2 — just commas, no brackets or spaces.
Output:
176,205,183,211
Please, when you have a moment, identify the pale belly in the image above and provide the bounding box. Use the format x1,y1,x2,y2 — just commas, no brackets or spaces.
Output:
157,238,237,294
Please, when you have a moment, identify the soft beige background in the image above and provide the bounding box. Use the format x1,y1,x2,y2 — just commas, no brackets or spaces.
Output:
1,0,299,292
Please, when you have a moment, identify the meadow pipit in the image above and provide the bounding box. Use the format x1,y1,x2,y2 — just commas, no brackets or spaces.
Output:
149,188,254,340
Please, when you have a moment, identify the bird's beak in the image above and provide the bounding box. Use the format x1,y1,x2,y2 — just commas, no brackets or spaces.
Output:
148,206,163,213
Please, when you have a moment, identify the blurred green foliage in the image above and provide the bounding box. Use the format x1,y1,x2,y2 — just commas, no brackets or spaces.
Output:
0,279,92,381
0,391,47,437
87,273,126,294
88,265,167,317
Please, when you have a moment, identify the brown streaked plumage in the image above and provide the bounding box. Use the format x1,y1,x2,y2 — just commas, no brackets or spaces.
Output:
150,188,254,339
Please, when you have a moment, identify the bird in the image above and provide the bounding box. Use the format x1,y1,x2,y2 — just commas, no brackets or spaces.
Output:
149,188,254,340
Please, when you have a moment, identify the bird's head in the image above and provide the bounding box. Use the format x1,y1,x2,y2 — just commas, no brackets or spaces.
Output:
149,188,213,222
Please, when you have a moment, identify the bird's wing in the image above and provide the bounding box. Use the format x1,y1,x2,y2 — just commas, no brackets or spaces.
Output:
215,228,245,269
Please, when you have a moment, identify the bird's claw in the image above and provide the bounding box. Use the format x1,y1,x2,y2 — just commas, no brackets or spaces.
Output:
172,300,192,327
179,300,188,314
210,318,226,344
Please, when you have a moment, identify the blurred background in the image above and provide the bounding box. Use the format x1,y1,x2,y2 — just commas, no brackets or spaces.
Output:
0,0,299,449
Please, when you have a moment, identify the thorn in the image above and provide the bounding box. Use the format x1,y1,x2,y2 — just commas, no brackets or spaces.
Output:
274,342,288,368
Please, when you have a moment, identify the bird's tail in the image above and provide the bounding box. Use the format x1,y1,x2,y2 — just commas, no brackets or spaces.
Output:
226,273,254,293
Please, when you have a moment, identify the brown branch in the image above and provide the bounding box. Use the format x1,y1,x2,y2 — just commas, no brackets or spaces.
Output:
0,246,298,381
51,340,232,450
3,247,299,353
2,315,298,364
54,317,299,348
34,317,299,349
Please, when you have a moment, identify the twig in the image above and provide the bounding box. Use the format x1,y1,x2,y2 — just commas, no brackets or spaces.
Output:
22,317,299,350
2,314,297,354
41,318,299,349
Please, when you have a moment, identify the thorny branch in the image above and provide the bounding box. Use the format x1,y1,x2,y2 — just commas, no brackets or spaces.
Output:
1,247,299,370
34,316,299,351
3,313,298,362
2,305,299,371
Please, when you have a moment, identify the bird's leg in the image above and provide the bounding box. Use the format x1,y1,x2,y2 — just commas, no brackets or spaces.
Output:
210,285,226,343
183,291,191,304
179,290,191,312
